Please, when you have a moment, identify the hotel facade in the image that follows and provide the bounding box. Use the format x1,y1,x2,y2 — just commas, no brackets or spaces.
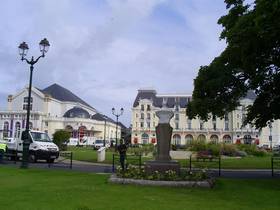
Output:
131,89,280,146
0,84,121,145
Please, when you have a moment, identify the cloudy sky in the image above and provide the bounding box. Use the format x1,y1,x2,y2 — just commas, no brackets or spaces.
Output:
0,0,228,126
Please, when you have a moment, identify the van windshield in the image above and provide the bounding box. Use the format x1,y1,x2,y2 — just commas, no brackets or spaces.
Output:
95,140,103,144
31,132,52,142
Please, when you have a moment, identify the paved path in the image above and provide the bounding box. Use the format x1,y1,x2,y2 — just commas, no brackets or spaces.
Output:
1,159,280,179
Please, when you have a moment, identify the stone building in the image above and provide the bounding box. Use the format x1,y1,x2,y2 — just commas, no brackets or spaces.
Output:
0,84,122,145
131,89,280,146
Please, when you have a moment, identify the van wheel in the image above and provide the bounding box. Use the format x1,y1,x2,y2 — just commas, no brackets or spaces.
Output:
47,158,55,163
29,155,37,163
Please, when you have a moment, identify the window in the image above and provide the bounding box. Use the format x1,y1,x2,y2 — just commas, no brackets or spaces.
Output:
187,119,192,130
213,122,217,130
23,104,33,110
141,113,144,119
141,105,144,111
175,122,179,129
147,122,150,128
3,121,9,138
147,105,151,111
140,122,144,128
136,113,138,118
237,122,240,129
225,113,229,121
175,105,179,112
15,122,21,138
175,114,179,120
200,121,204,130
24,97,33,103
29,122,33,130
225,122,229,131
23,97,33,111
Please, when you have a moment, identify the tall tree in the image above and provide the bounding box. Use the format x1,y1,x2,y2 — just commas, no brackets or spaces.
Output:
187,0,280,128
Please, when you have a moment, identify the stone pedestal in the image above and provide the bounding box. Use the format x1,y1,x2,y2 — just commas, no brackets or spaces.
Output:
155,123,172,161
144,108,180,175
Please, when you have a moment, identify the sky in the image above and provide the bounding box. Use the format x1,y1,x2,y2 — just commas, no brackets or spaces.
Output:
0,0,228,126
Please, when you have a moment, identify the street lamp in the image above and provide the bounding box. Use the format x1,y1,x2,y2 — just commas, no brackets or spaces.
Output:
103,115,108,147
268,121,273,149
112,107,124,149
18,38,50,168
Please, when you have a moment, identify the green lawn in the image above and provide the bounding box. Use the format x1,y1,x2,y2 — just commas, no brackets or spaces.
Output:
0,166,279,210
67,146,150,165
180,156,273,169
68,147,273,169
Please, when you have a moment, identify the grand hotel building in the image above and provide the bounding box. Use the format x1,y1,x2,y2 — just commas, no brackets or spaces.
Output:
131,89,280,146
0,84,122,144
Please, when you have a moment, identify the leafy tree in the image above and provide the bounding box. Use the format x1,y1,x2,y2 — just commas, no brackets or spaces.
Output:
187,0,280,128
53,130,71,151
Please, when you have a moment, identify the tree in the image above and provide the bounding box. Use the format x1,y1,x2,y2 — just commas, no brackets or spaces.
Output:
53,130,71,151
187,0,280,128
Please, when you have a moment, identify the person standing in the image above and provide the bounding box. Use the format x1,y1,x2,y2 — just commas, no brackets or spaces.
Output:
117,139,127,170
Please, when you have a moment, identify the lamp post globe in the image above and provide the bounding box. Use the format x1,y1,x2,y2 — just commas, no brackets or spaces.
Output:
18,38,50,169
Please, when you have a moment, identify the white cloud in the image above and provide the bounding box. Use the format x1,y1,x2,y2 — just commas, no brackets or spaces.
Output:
0,0,228,126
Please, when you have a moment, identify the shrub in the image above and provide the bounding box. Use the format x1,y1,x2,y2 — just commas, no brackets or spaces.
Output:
234,150,247,157
237,144,267,156
207,144,221,156
53,130,71,151
221,144,238,156
188,140,207,151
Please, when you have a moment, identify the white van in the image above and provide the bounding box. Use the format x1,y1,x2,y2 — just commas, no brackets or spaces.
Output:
6,130,59,163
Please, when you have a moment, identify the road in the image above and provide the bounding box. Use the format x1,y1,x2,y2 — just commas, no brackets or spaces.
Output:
1,159,280,179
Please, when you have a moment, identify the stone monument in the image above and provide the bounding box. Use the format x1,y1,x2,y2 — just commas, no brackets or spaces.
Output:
145,101,180,174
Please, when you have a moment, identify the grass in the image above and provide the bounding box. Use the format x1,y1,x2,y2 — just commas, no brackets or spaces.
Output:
68,146,273,169
180,155,273,169
67,146,150,165
0,166,279,210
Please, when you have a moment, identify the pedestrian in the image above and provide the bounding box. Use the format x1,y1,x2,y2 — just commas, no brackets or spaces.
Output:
117,139,127,170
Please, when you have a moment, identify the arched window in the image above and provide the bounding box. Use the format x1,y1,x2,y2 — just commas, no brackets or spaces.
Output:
185,134,193,144
172,134,181,145
15,122,21,138
141,133,149,144
197,134,206,142
65,125,74,138
210,135,219,144
3,121,9,138
78,126,87,143
223,135,232,144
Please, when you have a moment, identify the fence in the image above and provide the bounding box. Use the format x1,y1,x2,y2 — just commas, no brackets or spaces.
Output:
189,154,221,176
112,154,142,172
271,156,280,177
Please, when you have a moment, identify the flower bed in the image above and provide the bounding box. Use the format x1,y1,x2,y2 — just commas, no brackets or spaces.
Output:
109,166,214,188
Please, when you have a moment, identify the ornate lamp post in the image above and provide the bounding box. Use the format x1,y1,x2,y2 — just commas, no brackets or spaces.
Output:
103,115,108,147
18,38,50,168
268,121,273,149
112,107,124,149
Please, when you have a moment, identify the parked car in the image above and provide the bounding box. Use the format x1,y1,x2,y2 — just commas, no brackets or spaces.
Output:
93,140,110,150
